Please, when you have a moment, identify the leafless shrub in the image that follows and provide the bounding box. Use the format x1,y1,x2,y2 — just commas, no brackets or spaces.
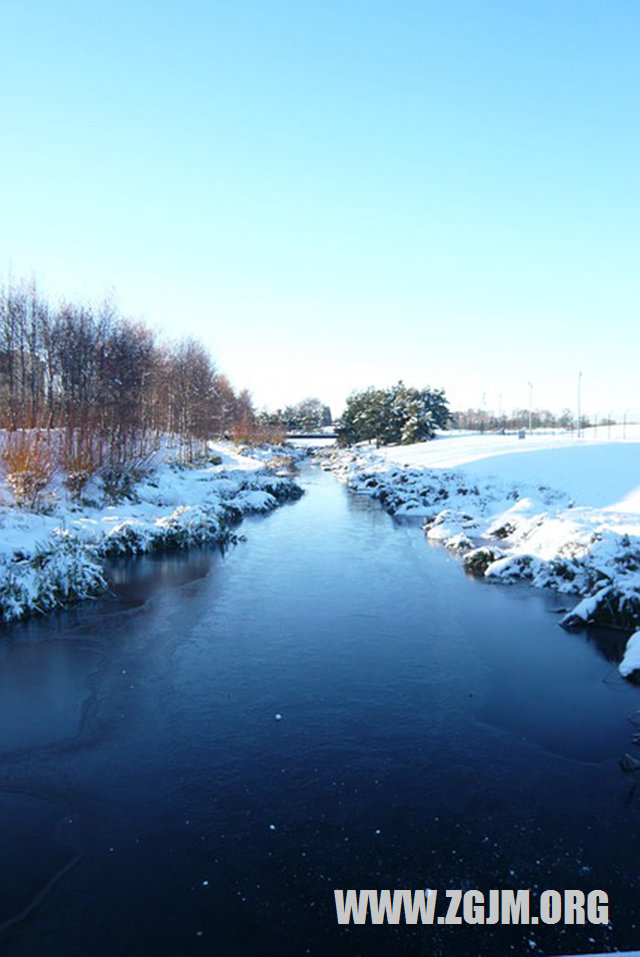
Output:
0,430,56,509
231,423,287,446
58,428,103,500
99,431,157,502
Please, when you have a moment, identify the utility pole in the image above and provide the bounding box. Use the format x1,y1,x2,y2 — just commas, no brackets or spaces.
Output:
577,371,582,438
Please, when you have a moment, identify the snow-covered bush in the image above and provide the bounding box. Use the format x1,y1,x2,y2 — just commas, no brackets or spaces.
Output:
619,631,640,679
0,534,106,622
463,547,499,577
562,585,640,631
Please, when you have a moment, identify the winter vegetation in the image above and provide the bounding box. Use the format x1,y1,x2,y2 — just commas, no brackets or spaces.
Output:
0,276,302,505
0,277,267,466
3,272,638,677
451,407,587,432
336,382,451,446
327,427,640,675
620,631,640,678
0,277,308,623
255,397,332,434
0,443,303,622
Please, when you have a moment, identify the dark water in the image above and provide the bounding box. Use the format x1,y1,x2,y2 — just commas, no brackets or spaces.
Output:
0,466,638,957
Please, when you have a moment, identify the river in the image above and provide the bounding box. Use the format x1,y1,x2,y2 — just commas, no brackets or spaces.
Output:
0,464,638,956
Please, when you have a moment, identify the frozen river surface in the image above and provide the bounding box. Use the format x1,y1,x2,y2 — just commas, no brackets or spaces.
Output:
0,465,638,956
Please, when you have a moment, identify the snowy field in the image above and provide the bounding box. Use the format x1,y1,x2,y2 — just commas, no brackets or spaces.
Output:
377,425,640,511
0,443,303,623
328,427,640,677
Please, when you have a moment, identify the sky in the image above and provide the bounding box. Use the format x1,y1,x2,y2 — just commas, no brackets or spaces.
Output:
1,0,639,419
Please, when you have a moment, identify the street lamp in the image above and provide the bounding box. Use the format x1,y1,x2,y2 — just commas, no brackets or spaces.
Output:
528,382,533,433
577,371,582,438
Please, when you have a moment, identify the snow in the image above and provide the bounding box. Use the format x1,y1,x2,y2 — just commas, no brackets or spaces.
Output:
0,442,302,622
619,631,640,678
328,427,640,637
377,426,640,510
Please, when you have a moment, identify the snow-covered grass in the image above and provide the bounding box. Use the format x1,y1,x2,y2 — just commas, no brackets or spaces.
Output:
0,442,303,623
327,427,640,673
620,631,640,678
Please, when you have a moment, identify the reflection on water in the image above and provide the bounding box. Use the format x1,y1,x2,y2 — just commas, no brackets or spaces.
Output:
0,465,638,957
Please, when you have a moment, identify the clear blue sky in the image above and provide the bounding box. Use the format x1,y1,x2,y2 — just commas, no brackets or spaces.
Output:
1,0,638,418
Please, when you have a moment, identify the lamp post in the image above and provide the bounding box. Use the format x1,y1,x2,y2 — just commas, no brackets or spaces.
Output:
577,371,582,438
528,382,533,433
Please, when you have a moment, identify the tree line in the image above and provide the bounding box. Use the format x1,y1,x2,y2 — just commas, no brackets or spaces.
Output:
0,279,254,445
256,397,332,434
451,408,588,432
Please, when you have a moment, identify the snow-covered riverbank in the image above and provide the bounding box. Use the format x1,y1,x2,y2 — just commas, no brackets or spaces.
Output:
0,444,303,623
327,428,640,674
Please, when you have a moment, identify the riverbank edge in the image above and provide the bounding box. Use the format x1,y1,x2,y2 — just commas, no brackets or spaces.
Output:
0,449,304,624
324,447,640,663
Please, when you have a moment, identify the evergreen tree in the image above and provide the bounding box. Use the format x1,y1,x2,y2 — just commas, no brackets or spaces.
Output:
337,382,450,446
